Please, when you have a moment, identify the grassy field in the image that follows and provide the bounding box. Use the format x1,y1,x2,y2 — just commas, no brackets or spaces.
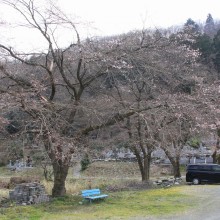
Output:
0,161,193,220
0,186,197,220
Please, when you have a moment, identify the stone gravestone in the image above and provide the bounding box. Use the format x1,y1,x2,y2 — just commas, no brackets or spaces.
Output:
9,182,50,205
7,159,33,171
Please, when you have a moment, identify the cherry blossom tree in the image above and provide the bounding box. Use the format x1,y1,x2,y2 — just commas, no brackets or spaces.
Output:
0,0,129,196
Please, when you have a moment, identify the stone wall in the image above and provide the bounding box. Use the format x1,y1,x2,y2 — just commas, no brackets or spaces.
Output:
9,182,50,205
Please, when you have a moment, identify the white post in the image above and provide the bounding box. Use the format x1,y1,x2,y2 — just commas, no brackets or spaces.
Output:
193,157,196,164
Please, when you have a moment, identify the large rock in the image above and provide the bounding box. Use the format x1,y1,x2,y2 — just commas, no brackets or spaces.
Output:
9,182,50,205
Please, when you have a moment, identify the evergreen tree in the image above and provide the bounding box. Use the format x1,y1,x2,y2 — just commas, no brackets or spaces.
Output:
213,30,220,51
204,13,215,38
184,18,200,33
213,30,220,75
196,34,213,64
180,18,201,49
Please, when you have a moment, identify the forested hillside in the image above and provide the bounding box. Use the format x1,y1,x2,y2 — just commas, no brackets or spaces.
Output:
0,0,220,197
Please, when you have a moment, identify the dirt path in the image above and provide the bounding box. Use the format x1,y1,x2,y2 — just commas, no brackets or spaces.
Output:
164,185,220,220
132,185,220,220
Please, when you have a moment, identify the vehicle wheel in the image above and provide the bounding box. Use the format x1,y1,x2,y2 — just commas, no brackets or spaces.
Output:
192,178,200,185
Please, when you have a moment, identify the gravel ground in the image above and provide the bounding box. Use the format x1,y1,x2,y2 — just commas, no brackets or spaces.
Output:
131,185,220,220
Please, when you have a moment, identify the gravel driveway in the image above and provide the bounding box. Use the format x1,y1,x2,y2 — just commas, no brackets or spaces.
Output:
132,185,220,220
166,185,220,220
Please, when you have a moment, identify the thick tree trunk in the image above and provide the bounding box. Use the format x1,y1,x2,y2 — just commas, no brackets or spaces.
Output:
141,154,151,181
135,151,151,181
163,148,181,178
42,129,70,197
213,126,220,164
212,150,217,164
52,162,69,197
127,117,152,182
213,133,220,163
172,160,181,178
135,151,145,180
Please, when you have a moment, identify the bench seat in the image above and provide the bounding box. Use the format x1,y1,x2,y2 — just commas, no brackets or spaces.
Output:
81,189,108,203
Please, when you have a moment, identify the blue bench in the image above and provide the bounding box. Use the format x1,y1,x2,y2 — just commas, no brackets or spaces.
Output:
81,188,108,203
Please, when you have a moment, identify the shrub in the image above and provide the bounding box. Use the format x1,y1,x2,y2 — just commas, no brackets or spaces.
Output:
80,154,90,171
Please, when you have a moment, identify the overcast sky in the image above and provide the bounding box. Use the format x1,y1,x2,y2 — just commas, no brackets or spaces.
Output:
58,0,220,35
0,0,220,51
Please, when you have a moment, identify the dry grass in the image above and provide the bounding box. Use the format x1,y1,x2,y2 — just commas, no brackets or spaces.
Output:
0,162,192,220
0,161,175,196
82,161,173,179
0,189,9,198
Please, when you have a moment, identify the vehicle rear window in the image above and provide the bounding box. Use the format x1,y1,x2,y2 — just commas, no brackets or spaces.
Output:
212,166,220,171
187,165,213,171
187,165,199,170
199,166,212,171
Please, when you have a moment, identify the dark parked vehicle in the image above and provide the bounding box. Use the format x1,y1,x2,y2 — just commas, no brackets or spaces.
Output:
186,164,220,185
